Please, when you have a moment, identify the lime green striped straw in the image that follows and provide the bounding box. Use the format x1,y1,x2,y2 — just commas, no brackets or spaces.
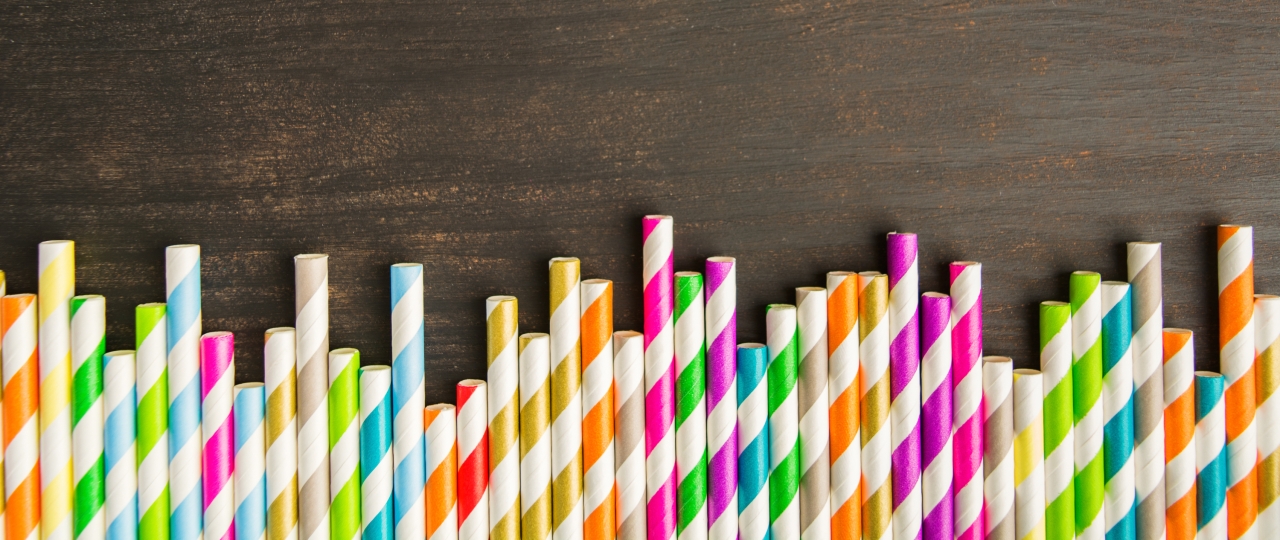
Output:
71,295,106,540
136,304,170,540
675,272,708,540
1070,272,1103,540
1039,301,1074,540
766,304,799,540
328,349,361,540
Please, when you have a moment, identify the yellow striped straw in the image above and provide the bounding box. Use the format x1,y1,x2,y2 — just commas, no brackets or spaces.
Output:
39,240,75,540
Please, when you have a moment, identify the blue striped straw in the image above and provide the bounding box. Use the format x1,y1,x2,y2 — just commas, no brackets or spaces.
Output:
166,244,202,540
360,366,393,540
104,350,139,540
391,263,426,540
737,344,770,540
1195,372,1226,539
1101,282,1135,540
235,384,267,540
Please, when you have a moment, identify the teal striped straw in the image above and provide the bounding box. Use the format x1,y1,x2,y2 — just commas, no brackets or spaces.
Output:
1100,282,1134,540
737,344,770,540
1195,372,1226,538
360,366,393,540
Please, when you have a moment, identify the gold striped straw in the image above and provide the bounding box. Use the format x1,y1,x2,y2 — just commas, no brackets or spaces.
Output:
488,296,521,540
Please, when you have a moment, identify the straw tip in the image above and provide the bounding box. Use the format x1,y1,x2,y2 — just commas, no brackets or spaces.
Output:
643,214,673,220
39,239,74,246
613,330,642,340
922,291,949,299
295,253,328,260
738,342,766,350
983,356,1013,363
1013,368,1042,375
549,256,580,264
265,326,295,336
951,260,980,267
582,278,612,285
458,379,486,387
360,364,390,372
392,262,422,268
235,382,265,389
707,256,735,263
426,403,455,411
202,330,233,339
105,350,136,358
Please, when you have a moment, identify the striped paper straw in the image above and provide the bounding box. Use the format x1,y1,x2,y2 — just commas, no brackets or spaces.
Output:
236,384,267,540
796,288,829,540
104,350,137,540
1013,369,1045,540
1102,282,1136,540
1040,302,1074,540
675,272,708,540
0,273,5,540
613,332,646,540
1127,243,1164,540
704,259,736,540
766,304,800,540
202,332,236,540
136,304,170,540
4,294,41,540
296,255,331,540
582,281,615,540
826,273,859,540
328,350,361,540
457,380,489,540
72,295,106,540
643,215,677,540
488,296,520,540
1071,271,1104,540
920,293,952,540
550,258,584,540
265,329,299,540
391,263,426,540
983,357,1014,540
425,403,457,540
1217,225,1257,540
1256,296,1280,534
1162,330,1196,540
951,262,983,540
39,240,75,540
737,344,769,540
1195,372,1227,540
166,244,202,540
358,367,392,540
888,233,920,540
519,334,551,540
859,272,891,540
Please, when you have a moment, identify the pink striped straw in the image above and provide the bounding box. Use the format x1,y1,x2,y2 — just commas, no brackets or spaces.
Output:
643,215,677,540
203,331,237,540
888,233,922,540
949,262,984,540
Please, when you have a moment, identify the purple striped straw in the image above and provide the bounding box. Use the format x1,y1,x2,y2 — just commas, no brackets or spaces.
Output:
642,215,677,540
705,257,738,540
920,293,954,540
888,233,922,540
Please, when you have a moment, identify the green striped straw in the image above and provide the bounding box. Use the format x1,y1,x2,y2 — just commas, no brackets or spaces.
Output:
766,304,799,540
71,295,107,540
136,304,170,540
1070,272,1104,540
1040,301,1074,540
675,272,708,540
328,348,362,540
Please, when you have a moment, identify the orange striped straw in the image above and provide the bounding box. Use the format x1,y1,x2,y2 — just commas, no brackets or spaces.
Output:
1163,329,1196,540
426,404,459,540
3,294,41,540
582,280,615,540
826,272,860,540
1218,224,1258,540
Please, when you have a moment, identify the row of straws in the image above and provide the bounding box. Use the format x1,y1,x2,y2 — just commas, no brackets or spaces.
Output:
0,219,1273,540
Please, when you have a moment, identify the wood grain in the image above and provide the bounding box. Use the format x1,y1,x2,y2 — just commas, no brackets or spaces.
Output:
2,0,1278,403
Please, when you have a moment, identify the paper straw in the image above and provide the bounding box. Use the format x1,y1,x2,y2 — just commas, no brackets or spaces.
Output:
1127,243,1164,540
1256,296,1280,534
166,244,203,540
0,272,6,540
391,263,426,540
457,380,489,540
643,215,677,540
358,367,392,540
1102,282,1136,540
737,344,769,540
550,258,584,540
1013,370,1045,540
887,234,920,540
1071,271,1104,540
296,255,331,540
328,350,361,540
519,334,552,540
766,304,800,540
983,357,1014,540
582,281,615,540
236,384,267,540
1217,225,1257,540
4,294,41,540
949,262,983,540
613,332,646,540
704,259,736,540
826,273,859,540
425,403,457,540
920,293,952,540
72,295,106,540
859,272,891,540
487,296,521,540
39,240,75,540
1195,372,1227,540
1162,330,1196,540
136,304,169,540
104,350,137,540
1040,301,1073,540
676,273,708,540
795,288,829,540
202,333,236,540
265,328,299,540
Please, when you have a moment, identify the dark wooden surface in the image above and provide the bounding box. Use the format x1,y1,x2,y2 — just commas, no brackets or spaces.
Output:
3,0,1279,403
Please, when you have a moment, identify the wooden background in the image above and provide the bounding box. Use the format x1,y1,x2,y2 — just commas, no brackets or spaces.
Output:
2,0,1279,403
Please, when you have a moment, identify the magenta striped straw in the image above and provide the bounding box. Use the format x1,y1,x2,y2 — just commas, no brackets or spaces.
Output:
643,215,677,540
888,233,922,540
705,257,738,540
920,293,954,540
202,331,237,540
949,262,984,540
